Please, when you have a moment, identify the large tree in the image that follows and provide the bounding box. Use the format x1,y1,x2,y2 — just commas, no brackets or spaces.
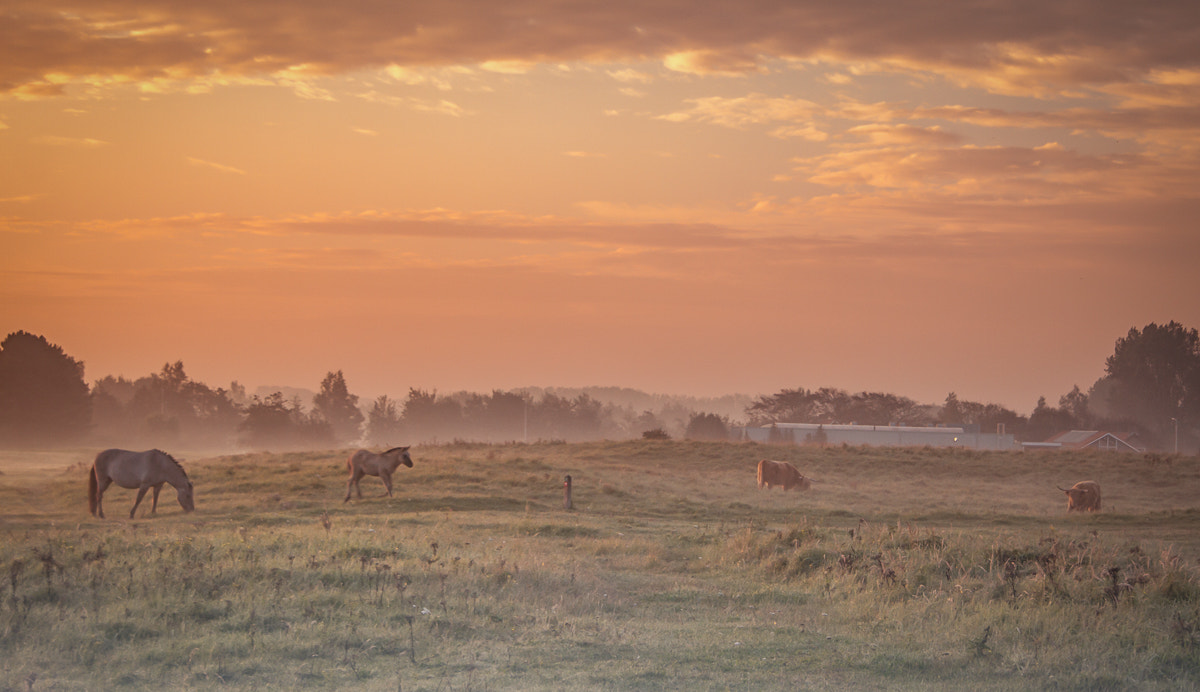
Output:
1095,321,1200,449
748,386,935,427
364,394,403,446
0,331,91,446
92,362,242,447
312,370,365,444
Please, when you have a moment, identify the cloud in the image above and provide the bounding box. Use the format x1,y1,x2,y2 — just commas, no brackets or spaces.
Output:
797,142,1141,199
658,93,821,129
34,135,109,147
186,157,247,175
5,0,1196,101
411,98,467,117
481,60,536,75
607,68,652,84
663,49,764,76
843,123,962,147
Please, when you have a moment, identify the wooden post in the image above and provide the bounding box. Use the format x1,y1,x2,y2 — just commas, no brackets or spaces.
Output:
563,474,573,510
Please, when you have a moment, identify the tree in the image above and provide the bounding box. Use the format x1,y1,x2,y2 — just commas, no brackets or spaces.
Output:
1059,385,1092,427
312,370,365,444
104,362,241,448
239,392,295,447
527,393,603,441
401,388,463,443
749,387,935,427
939,392,964,426
365,395,403,446
0,331,91,446
460,390,527,441
1026,395,1076,442
1094,321,1200,450
685,412,729,441
240,392,333,448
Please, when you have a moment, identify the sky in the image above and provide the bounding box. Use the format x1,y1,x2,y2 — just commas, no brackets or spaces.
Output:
2,0,1199,414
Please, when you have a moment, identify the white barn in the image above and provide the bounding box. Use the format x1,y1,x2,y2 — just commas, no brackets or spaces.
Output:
741,422,1017,451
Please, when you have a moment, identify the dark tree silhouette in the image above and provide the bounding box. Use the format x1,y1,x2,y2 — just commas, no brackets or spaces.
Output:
91,362,241,447
1095,321,1200,450
239,392,332,448
749,387,936,427
401,388,463,443
0,331,91,446
365,394,403,446
528,393,602,441
313,370,364,444
1026,396,1077,442
685,412,729,441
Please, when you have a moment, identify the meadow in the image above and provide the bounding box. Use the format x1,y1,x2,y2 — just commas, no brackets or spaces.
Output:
2,440,1200,691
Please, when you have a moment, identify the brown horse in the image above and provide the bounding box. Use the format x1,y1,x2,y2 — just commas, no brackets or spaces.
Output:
344,446,413,501
89,449,195,519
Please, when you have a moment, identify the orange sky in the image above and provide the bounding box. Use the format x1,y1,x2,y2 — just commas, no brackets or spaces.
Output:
2,0,1198,413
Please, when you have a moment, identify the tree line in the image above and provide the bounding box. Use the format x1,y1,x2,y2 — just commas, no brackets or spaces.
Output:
0,332,720,449
742,321,1199,452
0,321,1196,451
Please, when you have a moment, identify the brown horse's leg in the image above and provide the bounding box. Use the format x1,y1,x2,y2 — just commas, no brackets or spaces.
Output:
130,485,151,519
380,470,393,497
346,469,364,502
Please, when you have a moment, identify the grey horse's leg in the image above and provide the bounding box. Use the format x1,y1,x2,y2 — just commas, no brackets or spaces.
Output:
380,470,393,497
130,485,152,519
151,483,164,514
96,477,111,519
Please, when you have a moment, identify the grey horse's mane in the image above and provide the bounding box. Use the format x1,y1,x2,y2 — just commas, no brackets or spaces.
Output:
155,449,189,477
383,446,408,455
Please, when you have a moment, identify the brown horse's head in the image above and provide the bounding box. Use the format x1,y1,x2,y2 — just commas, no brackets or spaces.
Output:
386,446,414,468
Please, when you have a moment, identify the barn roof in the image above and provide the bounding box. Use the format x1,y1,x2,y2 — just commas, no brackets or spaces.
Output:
1043,430,1143,452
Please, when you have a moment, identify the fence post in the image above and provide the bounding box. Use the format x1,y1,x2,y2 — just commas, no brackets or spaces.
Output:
563,474,573,510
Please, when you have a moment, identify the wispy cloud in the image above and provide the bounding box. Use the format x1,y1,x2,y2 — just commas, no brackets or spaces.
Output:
35,135,109,147
186,157,247,175
658,93,821,129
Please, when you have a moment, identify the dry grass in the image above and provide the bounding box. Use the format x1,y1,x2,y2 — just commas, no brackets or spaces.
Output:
1,441,1199,690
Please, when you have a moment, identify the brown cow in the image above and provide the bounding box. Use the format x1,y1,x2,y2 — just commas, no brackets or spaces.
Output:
757,459,812,491
1058,480,1101,512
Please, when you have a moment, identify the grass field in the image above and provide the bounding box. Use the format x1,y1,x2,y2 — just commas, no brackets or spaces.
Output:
2,441,1200,690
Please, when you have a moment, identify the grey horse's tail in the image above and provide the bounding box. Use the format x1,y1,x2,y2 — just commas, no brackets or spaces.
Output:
88,463,98,516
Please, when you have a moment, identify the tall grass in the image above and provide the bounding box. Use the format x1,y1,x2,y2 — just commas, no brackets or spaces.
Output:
1,441,1199,690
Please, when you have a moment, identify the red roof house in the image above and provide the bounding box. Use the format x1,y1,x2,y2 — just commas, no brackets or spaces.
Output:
1033,430,1145,453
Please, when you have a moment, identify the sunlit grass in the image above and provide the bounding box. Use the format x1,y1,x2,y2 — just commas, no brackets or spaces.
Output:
1,441,1199,689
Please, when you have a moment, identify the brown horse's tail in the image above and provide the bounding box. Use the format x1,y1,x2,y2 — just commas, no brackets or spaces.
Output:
88,464,98,516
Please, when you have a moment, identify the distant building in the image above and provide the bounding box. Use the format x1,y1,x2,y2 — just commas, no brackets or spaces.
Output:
1022,430,1144,453
740,422,1016,451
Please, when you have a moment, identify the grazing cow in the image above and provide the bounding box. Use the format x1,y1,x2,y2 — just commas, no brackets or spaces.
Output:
756,459,812,491
1058,480,1101,512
